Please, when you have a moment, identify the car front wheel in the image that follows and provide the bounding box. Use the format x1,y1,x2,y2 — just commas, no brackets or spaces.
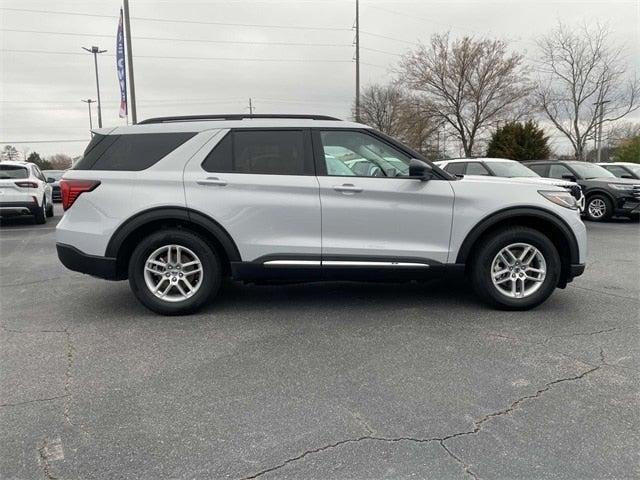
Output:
585,194,612,222
470,227,561,310
128,229,221,315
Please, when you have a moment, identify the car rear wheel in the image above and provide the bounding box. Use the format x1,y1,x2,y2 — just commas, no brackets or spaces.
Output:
470,227,561,310
585,194,612,222
128,229,221,315
34,197,46,224
46,202,54,218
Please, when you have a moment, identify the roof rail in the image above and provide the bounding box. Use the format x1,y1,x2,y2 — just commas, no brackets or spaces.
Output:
138,114,342,125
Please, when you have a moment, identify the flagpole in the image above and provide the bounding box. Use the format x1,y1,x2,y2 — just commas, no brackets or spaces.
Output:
123,0,137,124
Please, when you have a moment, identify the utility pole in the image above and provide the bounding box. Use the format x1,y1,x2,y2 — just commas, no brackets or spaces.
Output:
354,0,360,122
82,46,107,128
123,0,137,124
81,99,95,133
594,99,610,163
248,98,254,114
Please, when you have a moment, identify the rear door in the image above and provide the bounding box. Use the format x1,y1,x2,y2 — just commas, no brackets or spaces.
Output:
0,164,32,203
313,129,454,264
183,128,321,262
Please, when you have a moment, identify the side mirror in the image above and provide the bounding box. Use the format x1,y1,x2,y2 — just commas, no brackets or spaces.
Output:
561,174,577,182
409,159,433,181
46,177,55,183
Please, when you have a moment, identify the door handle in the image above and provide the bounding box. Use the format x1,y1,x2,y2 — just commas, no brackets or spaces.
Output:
197,177,227,186
333,183,363,194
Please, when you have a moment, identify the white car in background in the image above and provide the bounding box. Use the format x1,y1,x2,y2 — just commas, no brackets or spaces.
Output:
0,161,53,224
435,158,586,211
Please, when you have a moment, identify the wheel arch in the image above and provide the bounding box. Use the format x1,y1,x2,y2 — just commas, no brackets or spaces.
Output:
106,207,241,280
456,207,580,287
584,188,615,204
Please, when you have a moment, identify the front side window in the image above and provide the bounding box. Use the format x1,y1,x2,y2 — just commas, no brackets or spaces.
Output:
604,165,629,177
202,130,308,175
465,162,490,176
318,130,411,177
569,163,615,179
548,164,574,179
485,161,538,178
445,163,466,175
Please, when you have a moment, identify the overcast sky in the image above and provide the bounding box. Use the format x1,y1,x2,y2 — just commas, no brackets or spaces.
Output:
1,0,638,157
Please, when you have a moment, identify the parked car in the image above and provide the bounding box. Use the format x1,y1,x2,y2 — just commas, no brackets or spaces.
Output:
524,160,640,222
56,114,586,314
0,161,53,224
43,170,65,202
434,158,585,211
596,162,640,180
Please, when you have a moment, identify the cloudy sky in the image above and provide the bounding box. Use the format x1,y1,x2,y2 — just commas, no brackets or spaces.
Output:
1,0,638,157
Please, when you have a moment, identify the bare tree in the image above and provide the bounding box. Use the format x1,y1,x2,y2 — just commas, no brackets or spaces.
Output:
356,84,406,137
397,33,530,157
534,23,639,160
47,154,73,169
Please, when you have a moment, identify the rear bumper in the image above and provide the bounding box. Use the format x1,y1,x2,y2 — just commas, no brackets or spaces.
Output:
56,243,119,280
0,201,39,217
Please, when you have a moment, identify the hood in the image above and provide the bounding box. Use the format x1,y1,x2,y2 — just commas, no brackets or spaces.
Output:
459,175,570,189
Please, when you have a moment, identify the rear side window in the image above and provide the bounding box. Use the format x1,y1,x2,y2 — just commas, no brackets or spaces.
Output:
202,130,310,175
0,165,28,179
75,132,196,171
527,164,547,176
466,162,490,176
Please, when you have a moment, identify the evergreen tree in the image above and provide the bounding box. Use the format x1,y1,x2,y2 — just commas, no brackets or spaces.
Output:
486,121,551,160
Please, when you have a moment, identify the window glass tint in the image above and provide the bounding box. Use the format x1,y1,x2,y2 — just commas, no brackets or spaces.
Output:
604,165,628,177
234,130,305,175
33,166,45,181
465,162,490,175
548,164,574,179
203,130,308,175
445,162,466,175
527,164,547,176
0,165,28,179
569,163,615,179
485,161,538,177
319,130,410,177
74,134,117,170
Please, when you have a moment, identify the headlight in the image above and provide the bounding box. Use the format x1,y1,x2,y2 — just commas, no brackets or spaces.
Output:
608,183,633,191
539,190,578,210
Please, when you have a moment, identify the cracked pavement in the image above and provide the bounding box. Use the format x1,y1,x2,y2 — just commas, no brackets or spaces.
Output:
1,207,639,479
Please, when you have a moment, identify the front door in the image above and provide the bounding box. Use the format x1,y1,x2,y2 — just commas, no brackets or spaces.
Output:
314,129,454,264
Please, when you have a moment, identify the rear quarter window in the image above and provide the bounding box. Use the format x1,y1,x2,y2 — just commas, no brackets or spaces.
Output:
75,132,196,171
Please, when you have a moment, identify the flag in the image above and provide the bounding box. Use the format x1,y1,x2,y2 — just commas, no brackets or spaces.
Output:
116,8,128,118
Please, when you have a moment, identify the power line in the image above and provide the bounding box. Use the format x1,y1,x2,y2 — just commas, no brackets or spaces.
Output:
0,140,88,144
360,31,417,46
360,46,403,57
1,49,356,63
0,28,352,47
0,7,350,31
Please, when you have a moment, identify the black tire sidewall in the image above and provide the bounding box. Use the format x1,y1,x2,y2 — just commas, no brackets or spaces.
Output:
585,194,612,222
471,227,561,310
34,197,46,224
128,229,221,315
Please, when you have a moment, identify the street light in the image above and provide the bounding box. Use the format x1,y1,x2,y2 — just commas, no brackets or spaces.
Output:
81,99,95,134
82,46,107,128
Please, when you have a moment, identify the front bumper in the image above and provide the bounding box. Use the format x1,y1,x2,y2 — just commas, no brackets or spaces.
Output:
56,243,119,280
0,201,39,217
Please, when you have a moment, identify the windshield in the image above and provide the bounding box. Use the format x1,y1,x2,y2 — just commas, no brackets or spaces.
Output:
0,165,29,179
571,163,616,179
43,170,64,180
626,164,640,175
485,161,539,177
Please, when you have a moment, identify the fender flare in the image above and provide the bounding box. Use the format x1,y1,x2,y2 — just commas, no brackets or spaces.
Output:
105,206,241,262
455,206,580,265
583,188,616,204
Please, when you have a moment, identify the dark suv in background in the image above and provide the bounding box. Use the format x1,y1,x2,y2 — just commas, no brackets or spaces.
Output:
524,161,640,221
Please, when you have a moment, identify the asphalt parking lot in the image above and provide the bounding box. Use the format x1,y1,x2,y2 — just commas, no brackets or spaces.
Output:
1,206,639,480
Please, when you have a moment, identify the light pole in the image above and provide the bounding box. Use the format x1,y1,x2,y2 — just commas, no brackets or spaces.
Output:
354,0,360,122
82,46,107,128
81,99,95,134
594,99,610,162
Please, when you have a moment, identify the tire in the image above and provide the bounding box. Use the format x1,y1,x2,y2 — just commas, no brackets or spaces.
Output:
584,194,613,222
46,201,54,218
34,197,46,224
128,229,221,315
470,227,561,310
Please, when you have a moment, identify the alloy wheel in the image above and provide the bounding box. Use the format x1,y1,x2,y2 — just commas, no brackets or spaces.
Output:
143,244,203,303
491,243,547,299
588,198,606,219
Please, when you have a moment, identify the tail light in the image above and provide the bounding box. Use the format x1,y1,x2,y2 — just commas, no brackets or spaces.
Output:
15,181,38,188
60,179,101,210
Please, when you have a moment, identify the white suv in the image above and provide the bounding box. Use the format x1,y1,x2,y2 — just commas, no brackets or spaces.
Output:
0,161,53,224
56,114,586,314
